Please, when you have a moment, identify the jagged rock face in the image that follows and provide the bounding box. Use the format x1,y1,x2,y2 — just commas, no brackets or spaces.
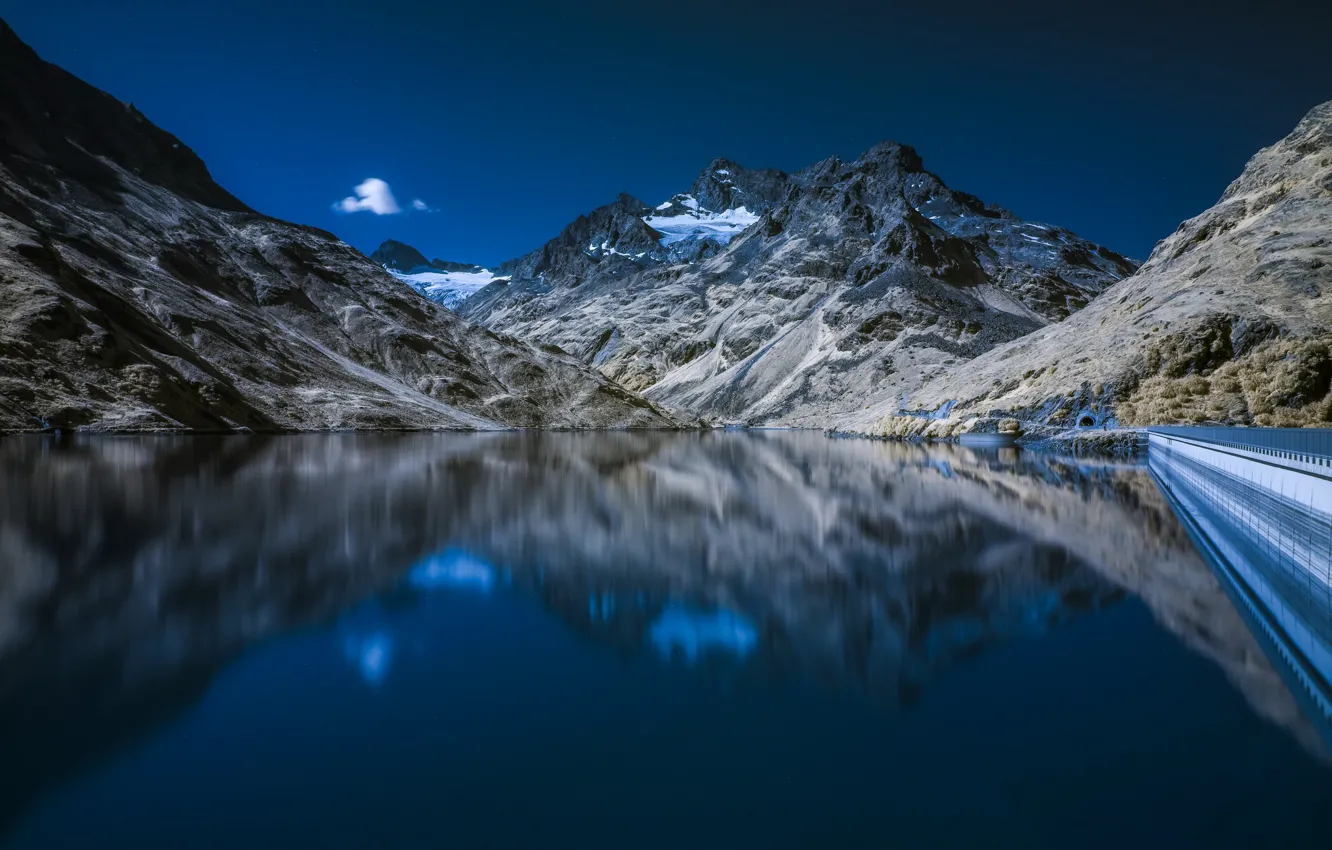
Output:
688,157,790,214
368,239,432,273
841,101,1332,435
492,193,665,284
0,19,679,432
641,158,793,263
462,142,1136,424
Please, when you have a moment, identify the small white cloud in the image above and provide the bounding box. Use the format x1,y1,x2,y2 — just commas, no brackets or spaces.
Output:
333,178,401,215
411,199,430,211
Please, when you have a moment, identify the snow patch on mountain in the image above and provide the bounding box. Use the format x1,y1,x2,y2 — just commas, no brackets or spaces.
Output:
585,240,649,261
390,268,499,310
643,196,761,247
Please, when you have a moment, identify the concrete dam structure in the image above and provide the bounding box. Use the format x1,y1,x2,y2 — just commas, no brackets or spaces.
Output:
1149,427,1332,744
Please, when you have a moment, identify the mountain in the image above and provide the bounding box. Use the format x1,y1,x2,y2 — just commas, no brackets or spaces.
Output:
839,100,1332,437
0,19,679,432
386,266,502,311
461,143,1137,425
368,239,499,311
492,192,666,281
368,239,486,276
368,238,432,273
641,157,793,263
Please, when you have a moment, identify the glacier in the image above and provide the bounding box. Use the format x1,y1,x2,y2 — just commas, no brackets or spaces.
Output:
389,268,499,310
644,196,760,248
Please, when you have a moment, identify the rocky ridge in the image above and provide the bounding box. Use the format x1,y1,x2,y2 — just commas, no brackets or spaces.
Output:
369,238,485,276
367,238,432,273
460,142,1137,425
0,19,678,432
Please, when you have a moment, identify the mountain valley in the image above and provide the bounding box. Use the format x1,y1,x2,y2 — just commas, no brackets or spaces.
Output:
383,146,1137,426
3,10,1329,437
0,19,679,432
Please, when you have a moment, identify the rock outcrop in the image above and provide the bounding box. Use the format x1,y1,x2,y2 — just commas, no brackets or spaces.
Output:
460,142,1136,425
840,101,1332,436
0,19,678,432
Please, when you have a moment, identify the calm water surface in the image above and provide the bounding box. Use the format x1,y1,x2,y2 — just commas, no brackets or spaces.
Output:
1,431,1329,849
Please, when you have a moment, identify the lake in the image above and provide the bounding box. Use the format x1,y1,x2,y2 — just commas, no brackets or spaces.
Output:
1,431,1329,849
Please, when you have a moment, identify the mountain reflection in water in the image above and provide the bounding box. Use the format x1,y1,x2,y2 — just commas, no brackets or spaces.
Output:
0,431,1329,850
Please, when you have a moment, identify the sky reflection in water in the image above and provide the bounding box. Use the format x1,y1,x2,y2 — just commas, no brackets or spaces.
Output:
1,431,1330,850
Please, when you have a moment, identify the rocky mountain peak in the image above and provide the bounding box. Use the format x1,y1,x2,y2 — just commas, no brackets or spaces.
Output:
854,140,926,174
610,191,650,214
686,157,792,215
480,155,798,293
492,192,662,283
789,142,924,192
367,240,486,276
369,239,431,272
463,135,1142,425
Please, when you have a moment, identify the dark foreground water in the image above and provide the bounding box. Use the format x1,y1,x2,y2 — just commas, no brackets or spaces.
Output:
1,431,1330,849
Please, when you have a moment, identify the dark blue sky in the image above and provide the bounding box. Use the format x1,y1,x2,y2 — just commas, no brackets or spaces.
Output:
4,0,1330,265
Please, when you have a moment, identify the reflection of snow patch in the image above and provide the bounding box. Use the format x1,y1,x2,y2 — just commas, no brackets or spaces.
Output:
409,549,496,593
649,605,758,663
345,632,394,685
